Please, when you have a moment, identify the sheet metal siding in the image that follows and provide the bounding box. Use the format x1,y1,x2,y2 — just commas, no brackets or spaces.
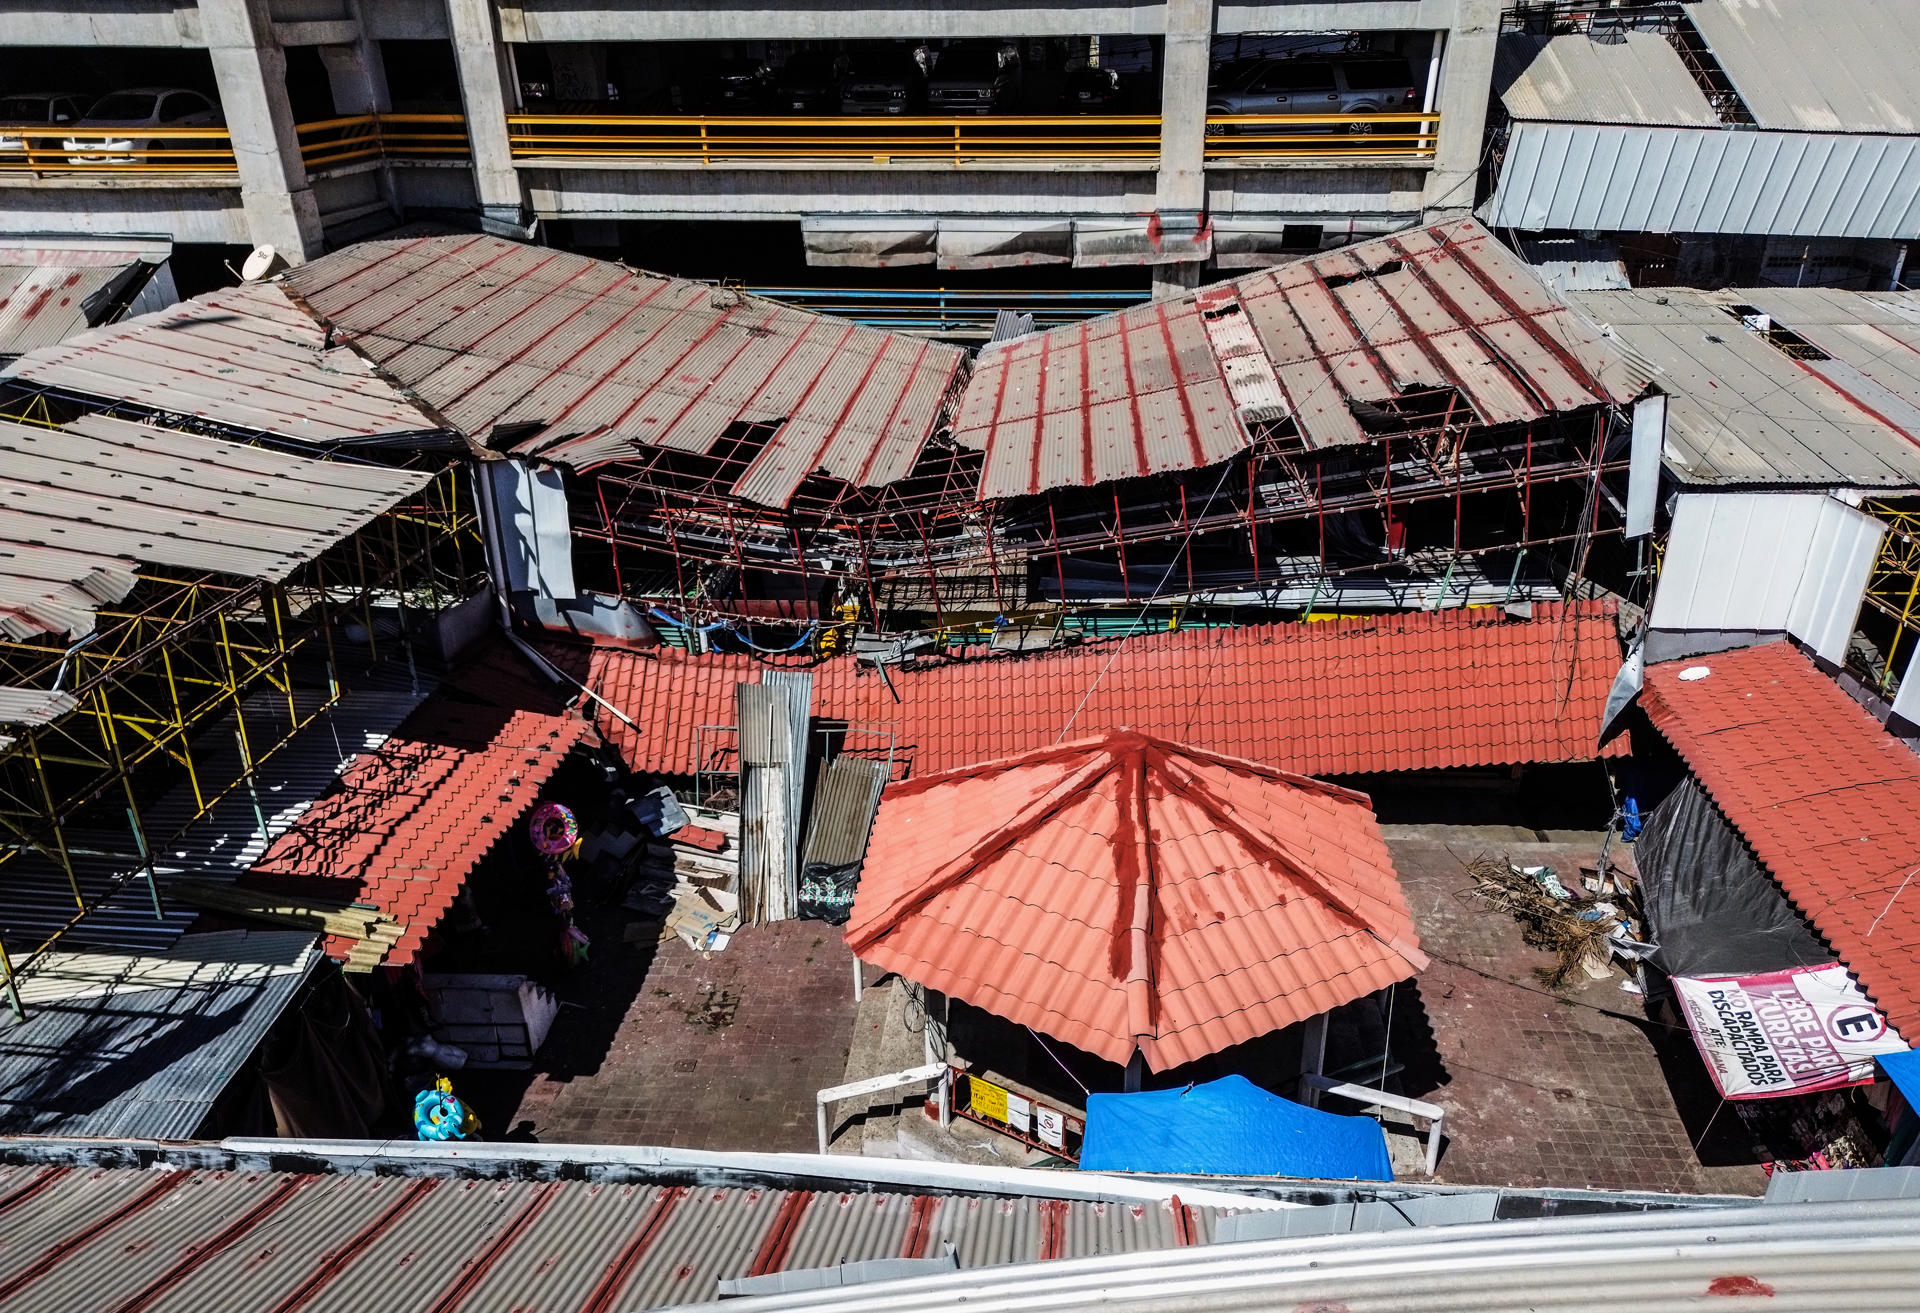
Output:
1,282,446,444
1495,30,1718,128
1489,122,1920,239
0,932,320,1140
1649,491,1887,665
1688,0,1920,135
760,669,815,889
1569,287,1920,487
283,236,965,508
801,756,890,870
957,220,1632,495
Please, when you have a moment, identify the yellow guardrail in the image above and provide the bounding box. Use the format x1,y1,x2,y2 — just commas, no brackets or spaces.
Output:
0,123,236,175
296,113,470,171
506,112,1441,163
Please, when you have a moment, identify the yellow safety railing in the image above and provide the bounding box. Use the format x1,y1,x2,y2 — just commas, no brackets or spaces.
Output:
296,113,470,171
0,123,236,175
506,112,1441,163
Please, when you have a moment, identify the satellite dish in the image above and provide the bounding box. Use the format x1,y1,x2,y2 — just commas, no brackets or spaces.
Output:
240,244,287,281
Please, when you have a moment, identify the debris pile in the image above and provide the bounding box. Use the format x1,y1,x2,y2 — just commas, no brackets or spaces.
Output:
1459,855,1653,991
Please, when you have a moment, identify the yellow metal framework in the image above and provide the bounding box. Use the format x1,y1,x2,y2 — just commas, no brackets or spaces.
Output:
0,464,485,1014
504,111,1441,163
0,123,235,175
296,113,472,171
1863,498,1920,694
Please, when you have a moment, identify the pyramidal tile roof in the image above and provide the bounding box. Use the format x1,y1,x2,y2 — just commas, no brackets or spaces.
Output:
846,730,1425,1071
1640,640,1920,1040
572,601,1623,782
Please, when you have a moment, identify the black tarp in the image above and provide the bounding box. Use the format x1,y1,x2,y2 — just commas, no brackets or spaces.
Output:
1633,774,1834,977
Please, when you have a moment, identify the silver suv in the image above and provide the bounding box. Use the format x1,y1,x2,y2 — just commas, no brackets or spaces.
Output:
1207,56,1419,134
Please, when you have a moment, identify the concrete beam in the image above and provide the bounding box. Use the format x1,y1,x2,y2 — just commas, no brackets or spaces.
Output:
201,0,327,259
1217,0,1463,31
361,0,451,40
272,19,360,45
0,2,201,47
0,184,247,245
1420,0,1494,215
446,0,532,230
498,0,1166,43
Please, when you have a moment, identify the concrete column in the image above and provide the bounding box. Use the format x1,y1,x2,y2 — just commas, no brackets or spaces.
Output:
319,1,391,116
200,0,325,259
444,0,530,234
1422,0,1499,218
1155,0,1214,298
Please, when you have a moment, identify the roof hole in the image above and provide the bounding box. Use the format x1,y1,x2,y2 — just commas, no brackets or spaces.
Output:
1721,304,1830,361
1322,260,1403,290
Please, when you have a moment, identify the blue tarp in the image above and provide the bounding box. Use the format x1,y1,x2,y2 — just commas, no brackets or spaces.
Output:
1879,1047,1920,1103
1079,1075,1394,1180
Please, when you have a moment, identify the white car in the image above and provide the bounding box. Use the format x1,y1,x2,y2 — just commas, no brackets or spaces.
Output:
0,92,87,153
64,88,223,164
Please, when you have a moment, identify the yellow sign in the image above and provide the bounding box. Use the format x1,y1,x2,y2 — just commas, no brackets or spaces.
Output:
968,1074,1011,1125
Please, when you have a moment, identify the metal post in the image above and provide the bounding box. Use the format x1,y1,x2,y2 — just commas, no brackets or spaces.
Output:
27,731,83,909
388,513,420,694
94,686,164,921
852,956,864,1002
0,938,23,1020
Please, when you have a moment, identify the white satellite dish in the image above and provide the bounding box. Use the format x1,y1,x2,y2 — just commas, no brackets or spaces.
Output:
240,244,288,281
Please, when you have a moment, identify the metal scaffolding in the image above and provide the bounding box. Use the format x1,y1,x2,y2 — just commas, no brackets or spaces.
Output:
0,466,485,1014
1862,497,1920,695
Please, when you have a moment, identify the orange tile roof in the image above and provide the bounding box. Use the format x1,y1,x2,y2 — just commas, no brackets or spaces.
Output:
845,730,1426,1070
249,701,587,967
575,601,1622,781
1640,641,1920,1040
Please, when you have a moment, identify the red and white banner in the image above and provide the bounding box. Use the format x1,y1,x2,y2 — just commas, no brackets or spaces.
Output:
1674,964,1906,1099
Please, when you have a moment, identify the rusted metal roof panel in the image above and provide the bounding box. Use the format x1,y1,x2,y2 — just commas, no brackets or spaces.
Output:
284,236,966,508
956,220,1632,492
0,236,170,360
0,414,430,640
1,281,448,446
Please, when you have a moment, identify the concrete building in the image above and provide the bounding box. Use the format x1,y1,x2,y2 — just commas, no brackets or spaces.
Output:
0,0,1499,291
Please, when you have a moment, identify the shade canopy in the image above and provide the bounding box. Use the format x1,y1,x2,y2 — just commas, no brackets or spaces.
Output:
1080,1075,1394,1180
846,730,1425,1070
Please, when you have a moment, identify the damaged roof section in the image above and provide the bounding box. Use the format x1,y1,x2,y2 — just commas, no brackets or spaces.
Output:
282,234,968,509
952,220,1638,499
0,234,173,362
1,279,453,448
1571,286,1920,489
0,414,432,640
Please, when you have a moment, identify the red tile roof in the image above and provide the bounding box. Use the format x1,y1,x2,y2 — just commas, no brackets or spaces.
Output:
576,601,1622,781
846,730,1425,1069
249,701,586,967
1640,640,1920,1039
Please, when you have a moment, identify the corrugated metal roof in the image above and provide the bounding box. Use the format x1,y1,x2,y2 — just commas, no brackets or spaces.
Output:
0,686,76,729
695,1194,1920,1313
0,235,169,360
1485,121,1920,239
848,731,1423,1070
1639,640,1920,1047
576,602,1624,782
0,281,451,446
801,755,890,871
951,220,1637,498
1495,30,1719,127
1568,286,1920,488
281,235,968,508
1690,0,1920,135
0,929,318,1139
0,1165,1229,1311
0,414,431,640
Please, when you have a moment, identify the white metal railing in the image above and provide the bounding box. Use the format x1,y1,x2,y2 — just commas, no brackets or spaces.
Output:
1300,1074,1447,1176
817,1061,951,1154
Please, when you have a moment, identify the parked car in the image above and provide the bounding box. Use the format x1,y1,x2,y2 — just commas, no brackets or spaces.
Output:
1059,65,1124,113
64,88,222,163
840,48,924,115
687,58,771,114
926,43,1019,115
771,52,842,114
0,91,88,152
1207,56,1419,134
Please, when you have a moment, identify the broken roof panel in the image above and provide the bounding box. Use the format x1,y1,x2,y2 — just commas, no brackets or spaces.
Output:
848,731,1424,1070
1,279,451,446
953,220,1637,498
575,602,1623,782
1570,287,1920,488
0,414,432,640
1639,640,1920,1042
282,234,968,508
0,235,171,360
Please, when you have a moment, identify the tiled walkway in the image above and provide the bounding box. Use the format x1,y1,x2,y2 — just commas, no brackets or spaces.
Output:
1386,828,1767,1196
